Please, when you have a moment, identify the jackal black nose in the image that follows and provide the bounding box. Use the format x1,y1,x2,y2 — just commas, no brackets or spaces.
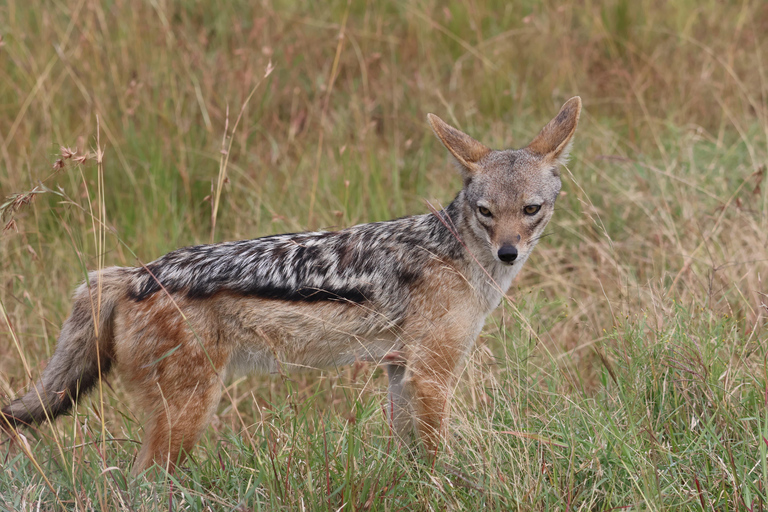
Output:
498,245,518,263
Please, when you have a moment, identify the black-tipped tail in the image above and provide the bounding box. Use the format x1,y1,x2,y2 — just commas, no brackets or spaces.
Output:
2,358,113,430
2,268,125,430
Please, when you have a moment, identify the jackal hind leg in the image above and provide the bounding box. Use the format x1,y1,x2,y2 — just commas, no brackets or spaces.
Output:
132,372,223,475
119,318,229,474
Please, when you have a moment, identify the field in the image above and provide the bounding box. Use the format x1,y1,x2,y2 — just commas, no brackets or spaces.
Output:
1,0,767,509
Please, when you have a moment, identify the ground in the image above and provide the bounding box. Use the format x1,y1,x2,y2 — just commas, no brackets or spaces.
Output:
0,0,767,509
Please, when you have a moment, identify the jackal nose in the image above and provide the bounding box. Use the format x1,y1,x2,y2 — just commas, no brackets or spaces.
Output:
498,245,518,263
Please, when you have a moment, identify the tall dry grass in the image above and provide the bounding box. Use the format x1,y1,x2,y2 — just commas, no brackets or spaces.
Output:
1,0,767,509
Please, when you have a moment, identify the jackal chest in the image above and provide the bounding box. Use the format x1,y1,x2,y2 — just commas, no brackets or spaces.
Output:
463,256,524,315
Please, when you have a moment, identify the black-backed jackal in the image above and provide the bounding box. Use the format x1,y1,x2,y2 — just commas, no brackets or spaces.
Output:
2,97,581,474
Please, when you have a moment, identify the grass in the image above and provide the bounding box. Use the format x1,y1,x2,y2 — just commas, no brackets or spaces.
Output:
1,0,767,509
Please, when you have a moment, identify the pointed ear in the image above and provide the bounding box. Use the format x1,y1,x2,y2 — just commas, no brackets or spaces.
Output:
427,113,491,173
526,96,582,165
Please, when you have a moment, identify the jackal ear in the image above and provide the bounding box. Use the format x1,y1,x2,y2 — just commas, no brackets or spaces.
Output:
526,96,582,165
427,113,491,173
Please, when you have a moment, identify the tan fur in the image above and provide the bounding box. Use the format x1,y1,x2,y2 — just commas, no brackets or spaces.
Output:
396,260,483,452
114,293,231,472
2,98,581,474
526,96,582,164
427,114,491,173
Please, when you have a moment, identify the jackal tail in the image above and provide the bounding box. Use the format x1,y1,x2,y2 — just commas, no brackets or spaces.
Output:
1,268,125,430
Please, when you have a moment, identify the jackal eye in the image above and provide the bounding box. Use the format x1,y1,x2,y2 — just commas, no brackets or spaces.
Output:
523,205,541,216
478,206,492,217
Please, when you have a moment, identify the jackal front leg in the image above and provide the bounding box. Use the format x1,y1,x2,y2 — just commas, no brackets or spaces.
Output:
386,343,463,457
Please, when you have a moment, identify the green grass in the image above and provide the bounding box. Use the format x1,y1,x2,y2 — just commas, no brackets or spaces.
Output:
1,0,767,509
3,301,764,510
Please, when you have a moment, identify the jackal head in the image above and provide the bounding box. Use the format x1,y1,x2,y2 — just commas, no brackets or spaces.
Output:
428,97,581,267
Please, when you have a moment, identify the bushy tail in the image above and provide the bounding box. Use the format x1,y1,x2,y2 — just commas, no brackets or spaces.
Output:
2,268,126,430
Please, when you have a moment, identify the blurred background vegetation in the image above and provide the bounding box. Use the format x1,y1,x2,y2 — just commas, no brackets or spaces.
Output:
1,0,767,509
